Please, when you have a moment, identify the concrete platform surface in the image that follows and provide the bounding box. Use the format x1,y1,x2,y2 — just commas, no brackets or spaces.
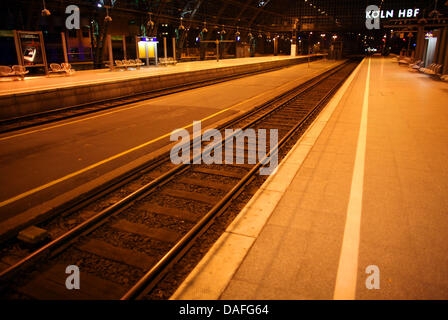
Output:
171,57,448,300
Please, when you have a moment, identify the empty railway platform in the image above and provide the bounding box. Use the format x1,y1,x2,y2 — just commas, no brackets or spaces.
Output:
171,56,448,300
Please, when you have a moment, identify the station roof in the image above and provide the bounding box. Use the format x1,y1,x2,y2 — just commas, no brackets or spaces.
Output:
106,0,448,31
2,0,447,34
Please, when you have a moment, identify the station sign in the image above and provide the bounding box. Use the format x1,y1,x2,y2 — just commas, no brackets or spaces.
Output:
366,8,420,19
365,6,420,30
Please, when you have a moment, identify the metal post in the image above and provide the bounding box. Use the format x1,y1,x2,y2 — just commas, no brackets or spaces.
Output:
13,30,23,65
39,31,49,75
61,32,68,64
164,37,167,61
154,41,158,66
122,34,127,60
145,42,149,67
216,40,220,62
273,37,278,56
107,34,113,67
135,36,139,61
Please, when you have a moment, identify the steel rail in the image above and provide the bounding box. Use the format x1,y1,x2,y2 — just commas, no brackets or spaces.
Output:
0,60,352,291
0,60,346,246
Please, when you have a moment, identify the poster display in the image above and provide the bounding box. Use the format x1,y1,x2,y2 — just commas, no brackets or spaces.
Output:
20,33,43,65
13,30,48,73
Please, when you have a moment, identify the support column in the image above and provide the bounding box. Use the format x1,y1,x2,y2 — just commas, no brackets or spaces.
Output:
39,32,49,75
145,42,149,67
154,41,158,66
273,37,278,56
61,32,68,63
415,25,425,60
433,29,441,64
122,35,127,60
441,27,448,74
13,30,22,65
435,27,446,65
216,40,219,62
172,37,176,61
163,37,167,61
135,36,139,61
107,34,113,67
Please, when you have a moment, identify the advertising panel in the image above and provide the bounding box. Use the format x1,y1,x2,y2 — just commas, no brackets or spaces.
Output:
13,30,48,74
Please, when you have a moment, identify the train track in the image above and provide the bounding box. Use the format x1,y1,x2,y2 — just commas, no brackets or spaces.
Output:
0,59,359,300
0,56,323,134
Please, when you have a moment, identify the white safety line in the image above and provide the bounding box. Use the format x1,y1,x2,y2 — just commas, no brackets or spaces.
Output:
333,58,371,300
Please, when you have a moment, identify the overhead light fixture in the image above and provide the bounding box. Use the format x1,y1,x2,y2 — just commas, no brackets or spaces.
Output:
41,0,51,16
179,17,185,30
147,13,154,28
104,6,112,22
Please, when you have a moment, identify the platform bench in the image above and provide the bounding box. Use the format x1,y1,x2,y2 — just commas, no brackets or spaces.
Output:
49,63,75,76
0,65,29,79
159,57,177,66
